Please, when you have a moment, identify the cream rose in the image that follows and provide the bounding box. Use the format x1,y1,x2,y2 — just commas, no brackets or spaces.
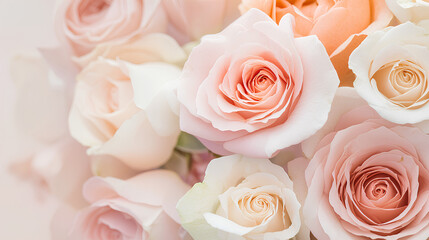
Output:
386,0,429,23
70,170,190,240
349,21,429,132
69,58,182,170
177,155,304,240
55,0,167,56
178,10,339,158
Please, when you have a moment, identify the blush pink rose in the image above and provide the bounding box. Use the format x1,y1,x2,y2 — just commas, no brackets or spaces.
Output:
239,0,393,85
70,170,190,240
297,87,429,239
55,0,167,56
178,9,339,158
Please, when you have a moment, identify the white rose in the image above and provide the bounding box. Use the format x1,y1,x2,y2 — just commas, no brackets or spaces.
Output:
176,155,305,240
349,21,429,132
69,58,182,170
386,0,429,23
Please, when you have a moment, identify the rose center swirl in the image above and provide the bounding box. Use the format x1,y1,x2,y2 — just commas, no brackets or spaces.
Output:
373,60,429,108
339,164,410,225
238,192,278,225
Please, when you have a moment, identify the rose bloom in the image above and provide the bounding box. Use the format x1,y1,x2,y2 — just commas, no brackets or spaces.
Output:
239,0,393,84
55,0,167,56
69,57,182,170
350,21,429,132
293,87,429,239
162,0,241,43
70,170,190,240
178,9,339,158
177,155,304,240
386,0,429,23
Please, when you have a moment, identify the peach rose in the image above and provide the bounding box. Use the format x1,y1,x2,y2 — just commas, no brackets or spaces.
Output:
55,0,167,56
70,170,190,239
162,0,241,43
239,0,393,85
178,10,339,158
69,58,182,170
177,155,305,240
293,87,429,239
349,21,429,132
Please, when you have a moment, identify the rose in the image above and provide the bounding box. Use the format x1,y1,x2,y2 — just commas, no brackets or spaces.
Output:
349,21,429,132
75,33,187,68
239,0,393,85
178,9,339,158
292,87,429,239
70,170,190,240
55,0,167,56
177,154,304,240
162,0,241,43
386,0,429,23
69,58,182,170
69,33,186,172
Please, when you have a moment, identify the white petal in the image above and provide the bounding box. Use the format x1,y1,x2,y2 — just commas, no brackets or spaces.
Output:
88,111,178,171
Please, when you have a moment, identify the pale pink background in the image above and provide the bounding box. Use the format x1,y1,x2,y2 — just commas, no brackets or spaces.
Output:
0,0,61,239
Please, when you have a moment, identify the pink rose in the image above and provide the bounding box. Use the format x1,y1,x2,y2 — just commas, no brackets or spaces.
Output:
239,0,393,85
178,9,339,158
55,0,167,56
295,88,429,239
70,170,190,239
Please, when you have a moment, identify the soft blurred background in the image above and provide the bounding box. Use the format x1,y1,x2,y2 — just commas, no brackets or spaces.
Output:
0,0,60,239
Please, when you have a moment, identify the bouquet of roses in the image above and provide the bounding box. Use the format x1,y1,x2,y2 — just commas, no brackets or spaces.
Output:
8,0,429,239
